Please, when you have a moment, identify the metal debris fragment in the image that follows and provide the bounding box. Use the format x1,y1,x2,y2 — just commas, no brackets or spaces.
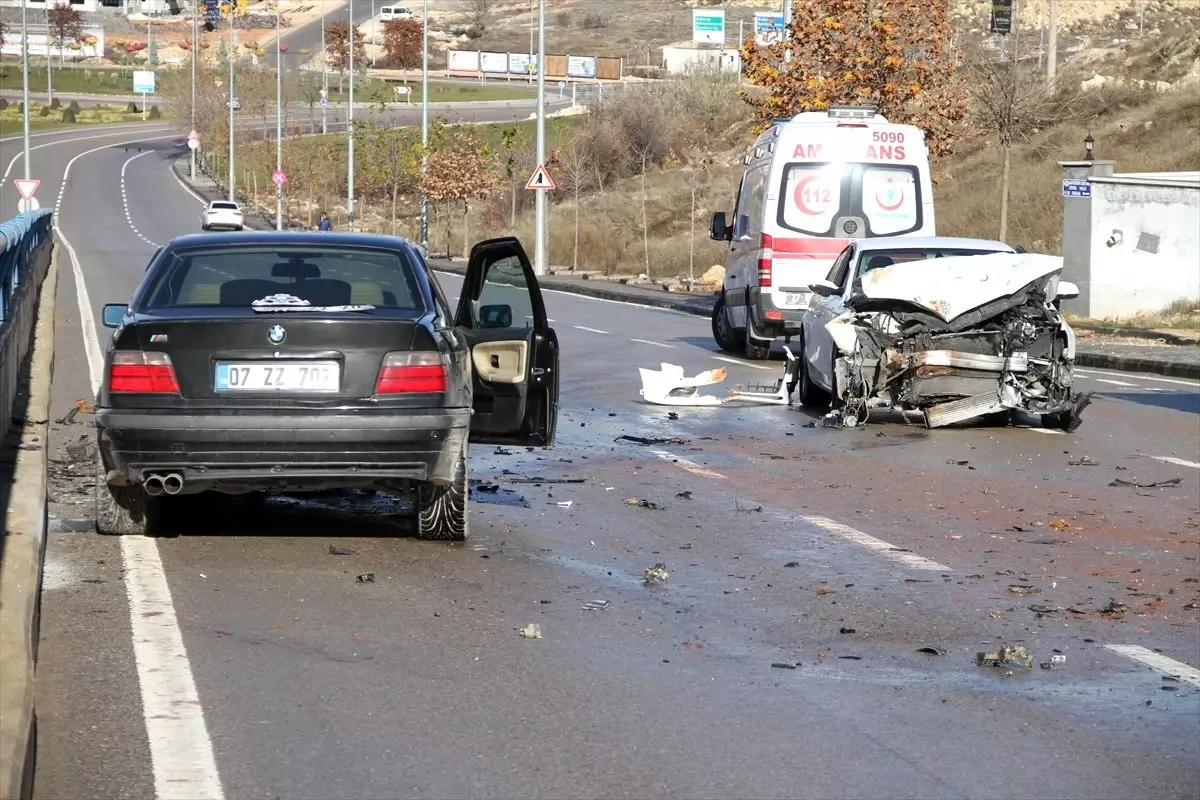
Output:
675,490,693,500
917,646,946,656
582,599,610,612
328,545,358,556
355,573,375,583
976,644,1033,670
1109,477,1182,489
518,623,543,639
1067,456,1099,466
643,563,669,585
1007,584,1041,596
615,434,689,446
771,661,799,670
627,497,663,510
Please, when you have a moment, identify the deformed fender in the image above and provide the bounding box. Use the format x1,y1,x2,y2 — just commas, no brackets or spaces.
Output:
824,313,862,354
429,423,469,485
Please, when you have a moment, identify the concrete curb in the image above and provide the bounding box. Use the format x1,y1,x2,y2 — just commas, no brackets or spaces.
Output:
0,246,58,800
431,262,1200,380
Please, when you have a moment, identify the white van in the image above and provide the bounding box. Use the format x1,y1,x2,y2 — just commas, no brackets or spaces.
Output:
709,105,936,359
379,5,414,21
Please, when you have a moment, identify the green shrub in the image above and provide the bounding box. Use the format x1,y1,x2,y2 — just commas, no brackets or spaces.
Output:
148,105,161,119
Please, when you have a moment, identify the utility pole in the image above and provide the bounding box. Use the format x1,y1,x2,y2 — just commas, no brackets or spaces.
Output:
533,0,546,275
1046,0,1058,88
419,0,429,252
227,8,235,202
45,6,53,108
320,12,327,135
21,0,30,182
781,0,791,63
347,0,356,232
275,6,283,231
190,3,197,180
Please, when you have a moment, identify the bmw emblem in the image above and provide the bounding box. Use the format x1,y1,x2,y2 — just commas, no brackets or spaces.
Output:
267,325,287,345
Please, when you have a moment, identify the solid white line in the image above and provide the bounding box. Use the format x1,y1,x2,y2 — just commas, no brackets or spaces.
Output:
59,132,224,799
649,449,727,480
1029,428,1065,435
0,120,167,145
1095,378,1136,387
1150,455,1200,470
433,269,698,318
1,125,172,187
574,325,609,334
630,338,674,348
800,515,952,571
1105,644,1200,687
711,355,773,370
122,537,226,799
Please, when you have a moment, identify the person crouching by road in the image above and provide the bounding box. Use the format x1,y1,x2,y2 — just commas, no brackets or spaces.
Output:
317,213,333,231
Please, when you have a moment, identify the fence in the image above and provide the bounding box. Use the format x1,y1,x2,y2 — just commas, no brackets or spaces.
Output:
0,210,55,441
446,50,624,82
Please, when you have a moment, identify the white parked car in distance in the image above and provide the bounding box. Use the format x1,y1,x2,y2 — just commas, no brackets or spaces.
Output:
379,5,413,20
796,236,1089,430
201,200,244,232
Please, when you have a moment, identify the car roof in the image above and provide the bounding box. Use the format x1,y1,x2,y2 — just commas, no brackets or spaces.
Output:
166,230,419,251
852,236,1014,252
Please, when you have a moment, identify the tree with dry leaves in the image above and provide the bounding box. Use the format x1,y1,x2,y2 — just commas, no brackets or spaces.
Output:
47,3,84,65
468,0,497,31
421,123,494,257
380,18,421,69
739,0,968,157
325,20,365,92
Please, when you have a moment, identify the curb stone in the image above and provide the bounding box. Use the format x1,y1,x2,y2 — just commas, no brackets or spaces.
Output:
430,262,1199,381
0,246,58,800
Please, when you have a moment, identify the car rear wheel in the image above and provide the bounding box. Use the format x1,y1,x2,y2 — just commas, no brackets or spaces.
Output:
94,452,154,536
417,450,468,541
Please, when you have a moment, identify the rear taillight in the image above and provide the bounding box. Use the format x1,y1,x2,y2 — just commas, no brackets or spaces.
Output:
375,352,447,394
109,351,180,393
757,233,774,287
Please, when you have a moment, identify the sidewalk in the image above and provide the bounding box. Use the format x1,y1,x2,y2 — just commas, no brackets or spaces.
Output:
430,261,1200,380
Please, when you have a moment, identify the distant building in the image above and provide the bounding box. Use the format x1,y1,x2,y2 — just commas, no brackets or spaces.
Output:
661,40,741,75
0,0,107,11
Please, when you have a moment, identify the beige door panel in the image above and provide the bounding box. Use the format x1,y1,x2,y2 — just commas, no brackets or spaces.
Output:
472,340,528,384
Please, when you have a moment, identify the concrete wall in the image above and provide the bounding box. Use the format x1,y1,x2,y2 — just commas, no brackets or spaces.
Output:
1087,174,1200,319
661,43,740,75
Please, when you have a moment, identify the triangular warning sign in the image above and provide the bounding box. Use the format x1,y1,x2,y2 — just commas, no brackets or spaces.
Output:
525,163,555,191
14,179,39,201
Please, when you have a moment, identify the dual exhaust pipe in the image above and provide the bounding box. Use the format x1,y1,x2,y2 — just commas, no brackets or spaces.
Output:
143,473,184,496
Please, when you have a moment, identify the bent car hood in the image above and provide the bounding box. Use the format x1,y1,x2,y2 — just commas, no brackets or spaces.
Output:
851,253,1064,322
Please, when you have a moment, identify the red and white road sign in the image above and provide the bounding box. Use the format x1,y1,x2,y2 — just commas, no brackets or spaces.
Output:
272,169,287,188
525,163,555,191
13,179,39,201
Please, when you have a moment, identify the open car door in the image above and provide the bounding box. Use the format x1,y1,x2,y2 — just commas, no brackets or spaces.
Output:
456,237,559,446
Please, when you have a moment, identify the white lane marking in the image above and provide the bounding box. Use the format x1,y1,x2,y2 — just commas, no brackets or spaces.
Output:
1149,455,1200,470
630,338,675,348
1029,428,1065,435
1,126,171,187
1095,378,1136,387
1105,644,1200,687
121,150,158,248
800,515,952,572
1075,369,1199,388
167,156,214,206
574,325,609,334
0,120,167,146
60,134,225,800
711,355,774,371
649,449,727,480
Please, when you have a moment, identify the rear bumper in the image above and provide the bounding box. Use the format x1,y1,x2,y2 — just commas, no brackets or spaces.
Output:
96,408,470,489
749,287,807,334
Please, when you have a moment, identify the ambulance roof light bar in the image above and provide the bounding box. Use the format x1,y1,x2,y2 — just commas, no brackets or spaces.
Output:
827,105,877,119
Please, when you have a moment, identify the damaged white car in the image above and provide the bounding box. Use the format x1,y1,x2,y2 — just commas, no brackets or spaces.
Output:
796,238,1090,430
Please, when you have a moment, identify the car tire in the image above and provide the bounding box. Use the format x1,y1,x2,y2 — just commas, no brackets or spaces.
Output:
796,340,831,408
416,450,468,541
235,226,244,232
744,303,771,361
711,293,739,353
94,451,153,536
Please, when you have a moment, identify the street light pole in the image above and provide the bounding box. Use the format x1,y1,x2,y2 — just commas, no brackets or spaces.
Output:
419,0,428,252
533,0,546,275
190,5,197,181
228,8,235,202
347,0,355,232
320,11,328,135
21,0,31,182
275,6,283,230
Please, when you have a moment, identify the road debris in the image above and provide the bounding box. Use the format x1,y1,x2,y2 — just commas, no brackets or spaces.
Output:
839,627,857,634
355,573,375,583
554,500,574,508
1029,604,1064,614
1040,653,1068,670
1067,456,1099,466
643,563,670,585
977,644,1033,670
1109,477,1182,489
675,490,693,500
518,623,543,639
582,599,610,612
784,561,799,568
328,545,358,556
1008,584,1041,595
506,477,587,484
1049,519,1072,532
638,350,799,407
771,661,800,669
917,646,946,656
615,434,689,446
627,497,663,510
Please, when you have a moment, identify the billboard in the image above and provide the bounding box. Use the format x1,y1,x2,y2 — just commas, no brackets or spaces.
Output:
566,56,596,79
990,0,1013,35
508,52,537,75
0,29,106,59
692,9,725,45
133,70,156,94
754,12,785,45
447,49,480,72
480,51,508,73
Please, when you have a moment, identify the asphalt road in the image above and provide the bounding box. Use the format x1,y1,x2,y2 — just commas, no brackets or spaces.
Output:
9,123,1200,800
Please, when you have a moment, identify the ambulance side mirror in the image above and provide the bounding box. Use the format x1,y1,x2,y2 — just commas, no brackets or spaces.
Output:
709,212,732,242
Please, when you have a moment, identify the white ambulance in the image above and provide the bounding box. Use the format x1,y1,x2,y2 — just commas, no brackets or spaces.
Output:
708,105,936,359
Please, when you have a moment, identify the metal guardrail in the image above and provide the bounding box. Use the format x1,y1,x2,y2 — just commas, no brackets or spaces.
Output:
0,209,55,438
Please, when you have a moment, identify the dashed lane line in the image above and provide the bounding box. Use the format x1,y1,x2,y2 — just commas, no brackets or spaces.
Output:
1105,645,1200,687
630,338,675,348
121,150,158,248
799,515,952,572
574,325,609,334
649,449,727,480
59,133,226,800
1075,369,1199,388
1149,455,1200,470
1095,378,1137,387
1,126,173,188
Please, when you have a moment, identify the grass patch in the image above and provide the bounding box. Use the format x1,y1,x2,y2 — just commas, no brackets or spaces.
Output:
0,64,143,96
299,77,534,106
0,101,145,133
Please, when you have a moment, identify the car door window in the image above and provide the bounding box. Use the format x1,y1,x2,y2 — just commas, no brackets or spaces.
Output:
825,249,853,290
473,255,534,329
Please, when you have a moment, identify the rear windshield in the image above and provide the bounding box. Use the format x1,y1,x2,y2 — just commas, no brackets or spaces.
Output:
210,202,238,210
140,245,427,312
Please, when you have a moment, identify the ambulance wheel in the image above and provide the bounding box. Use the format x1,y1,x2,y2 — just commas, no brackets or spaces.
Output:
744,304,771,361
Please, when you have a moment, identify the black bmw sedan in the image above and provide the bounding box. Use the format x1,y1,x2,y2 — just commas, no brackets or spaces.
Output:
94,231,559,541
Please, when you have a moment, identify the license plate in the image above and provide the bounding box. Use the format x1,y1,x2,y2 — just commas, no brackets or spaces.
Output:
784,292,808,306
214,361,340,392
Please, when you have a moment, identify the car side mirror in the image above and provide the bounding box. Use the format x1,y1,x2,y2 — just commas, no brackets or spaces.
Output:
478,303,513,328
810,280,840,298
1057,280,1080,300
102,304,129,328
709,212,730,242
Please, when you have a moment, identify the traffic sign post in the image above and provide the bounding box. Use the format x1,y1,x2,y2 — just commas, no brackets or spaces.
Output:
526,164,555,191
14,179,40,214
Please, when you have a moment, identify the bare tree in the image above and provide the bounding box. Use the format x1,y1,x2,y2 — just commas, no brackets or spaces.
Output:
556,135,594,271
466,0,497,31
